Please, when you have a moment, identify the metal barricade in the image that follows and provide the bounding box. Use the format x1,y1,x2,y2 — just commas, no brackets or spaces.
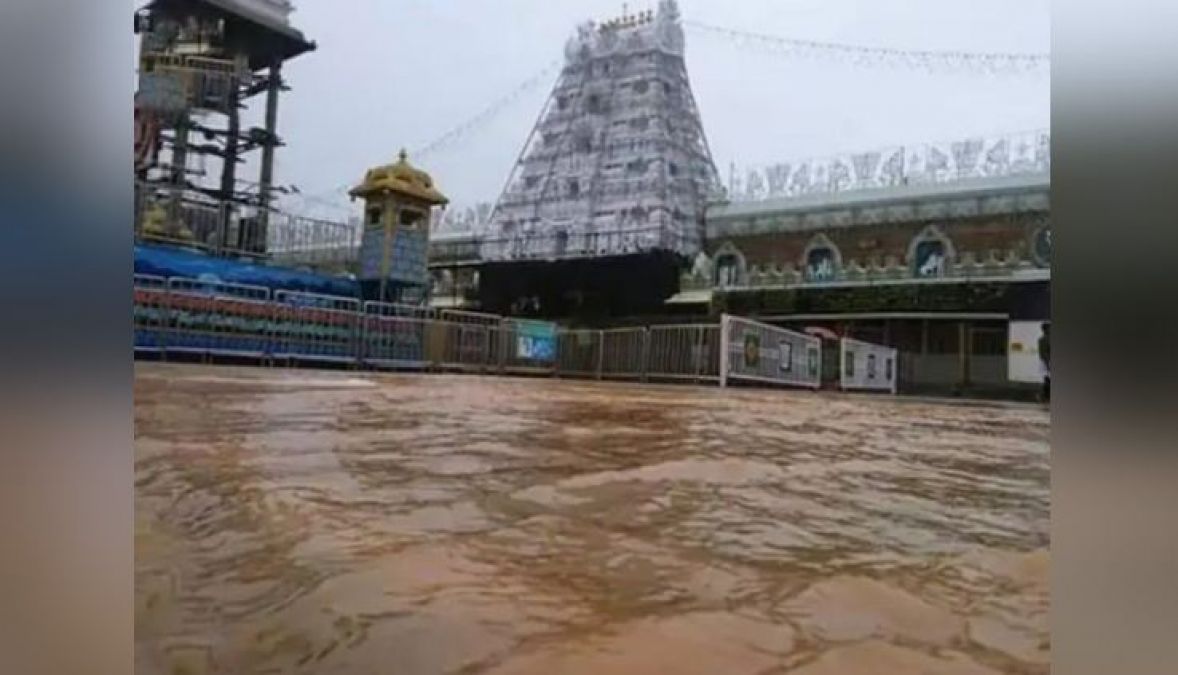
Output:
720,314,822,389
133,274,169,354
273,291,361,364
840,337,899,394
164,277,272,359
436,321,494,372
601,327,648,380
646,324,721,383
440,309,501,327
556,329,603,378
360,301,429,370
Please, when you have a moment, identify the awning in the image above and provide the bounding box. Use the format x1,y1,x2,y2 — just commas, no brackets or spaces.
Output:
804,326,840,341
665,289,713,305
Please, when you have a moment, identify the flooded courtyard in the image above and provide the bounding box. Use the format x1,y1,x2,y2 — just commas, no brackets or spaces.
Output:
135,363,1050,674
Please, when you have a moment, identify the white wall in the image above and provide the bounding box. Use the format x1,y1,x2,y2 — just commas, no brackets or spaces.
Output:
1008,321,1047,383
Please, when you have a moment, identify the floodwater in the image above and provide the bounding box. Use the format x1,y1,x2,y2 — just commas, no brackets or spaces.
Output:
135,363,1050,674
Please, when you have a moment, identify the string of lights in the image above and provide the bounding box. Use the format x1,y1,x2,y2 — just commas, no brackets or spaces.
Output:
295,62,561,209
683,20,1050,75
413,60,562,161
297,21,1047,211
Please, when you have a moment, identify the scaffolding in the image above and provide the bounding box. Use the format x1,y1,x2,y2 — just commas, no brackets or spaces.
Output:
134,0,316,261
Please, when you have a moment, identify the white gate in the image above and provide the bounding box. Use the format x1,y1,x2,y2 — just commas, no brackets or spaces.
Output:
840,337,898,393
720,314,822,389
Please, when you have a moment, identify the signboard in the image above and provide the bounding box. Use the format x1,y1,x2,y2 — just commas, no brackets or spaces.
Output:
514,320,556,362
1008,321,1048,383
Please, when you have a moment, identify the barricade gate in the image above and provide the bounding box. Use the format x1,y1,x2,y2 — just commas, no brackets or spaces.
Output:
840,337,899,394
273,291,360,364
557,329,603,378
361,301,428,370
438,321,494,372
133,274,169,354
133,274,919,399
720,314,822,389
164,277,272,359
601,328,648,380
646,324,720,382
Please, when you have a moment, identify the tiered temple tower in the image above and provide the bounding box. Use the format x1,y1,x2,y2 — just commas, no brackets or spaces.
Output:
482,0,722,265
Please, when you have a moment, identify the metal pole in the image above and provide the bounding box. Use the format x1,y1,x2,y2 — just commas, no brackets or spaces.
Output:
640,327,650,382
596,329,604,379
218,79,241,253
839,337,846,392
719,313,730,388
169,116,189,237
958,321,969,391
257,62,282,252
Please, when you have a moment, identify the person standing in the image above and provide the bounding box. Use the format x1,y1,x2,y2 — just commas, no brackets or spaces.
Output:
1038,322,1051,403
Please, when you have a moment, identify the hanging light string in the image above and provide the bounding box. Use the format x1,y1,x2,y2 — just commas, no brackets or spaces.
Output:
413,60,562,161
294,61,561,209
683,20,1049,75
298,22,1047,210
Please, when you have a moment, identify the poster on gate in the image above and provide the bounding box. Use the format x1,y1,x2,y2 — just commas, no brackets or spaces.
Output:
807,347,820,379
514,320,556,362
779,341,793,372
743,333,761,368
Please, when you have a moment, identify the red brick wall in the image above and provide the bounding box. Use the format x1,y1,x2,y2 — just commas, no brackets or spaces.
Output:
707,212,1044,268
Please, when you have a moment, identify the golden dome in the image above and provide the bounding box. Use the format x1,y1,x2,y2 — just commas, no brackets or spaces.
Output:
349,149,449,206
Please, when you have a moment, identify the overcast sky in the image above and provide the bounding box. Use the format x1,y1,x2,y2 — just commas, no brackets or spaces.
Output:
231,0,1049,217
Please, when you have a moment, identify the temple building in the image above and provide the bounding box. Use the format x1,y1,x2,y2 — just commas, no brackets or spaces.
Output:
461,0,723,317
678,151,1050,395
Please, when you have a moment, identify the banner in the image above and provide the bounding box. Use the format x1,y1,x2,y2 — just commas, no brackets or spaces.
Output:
514,320,557,362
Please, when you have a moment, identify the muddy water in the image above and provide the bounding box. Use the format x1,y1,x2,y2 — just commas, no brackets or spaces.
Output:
135,363,1050,674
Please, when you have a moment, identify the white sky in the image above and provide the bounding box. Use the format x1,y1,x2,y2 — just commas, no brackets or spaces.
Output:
232,0,1050,217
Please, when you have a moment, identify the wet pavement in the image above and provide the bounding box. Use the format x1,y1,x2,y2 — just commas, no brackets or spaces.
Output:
135,363,1050,674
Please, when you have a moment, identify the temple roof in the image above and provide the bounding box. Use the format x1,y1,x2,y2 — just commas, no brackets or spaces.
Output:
350,150,449,206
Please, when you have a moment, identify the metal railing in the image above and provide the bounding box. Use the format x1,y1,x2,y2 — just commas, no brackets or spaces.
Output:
601,328,648,380
646,324,721,382
133,276,919,393
556,329,603,378
134,181,359,270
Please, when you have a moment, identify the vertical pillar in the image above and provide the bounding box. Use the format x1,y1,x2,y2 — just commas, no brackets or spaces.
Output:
257,61,282,251
718,313,730,387
920,319,929,355
219,79,241,253
169,116,189,235
596,329,605,379
958,321,969,390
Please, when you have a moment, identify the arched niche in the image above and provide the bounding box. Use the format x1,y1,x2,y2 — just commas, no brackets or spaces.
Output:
713,241,747,288
907,225,956,278
801,233,842,283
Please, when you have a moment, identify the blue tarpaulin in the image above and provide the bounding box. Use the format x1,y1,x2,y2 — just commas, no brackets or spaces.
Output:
134,244,359,298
